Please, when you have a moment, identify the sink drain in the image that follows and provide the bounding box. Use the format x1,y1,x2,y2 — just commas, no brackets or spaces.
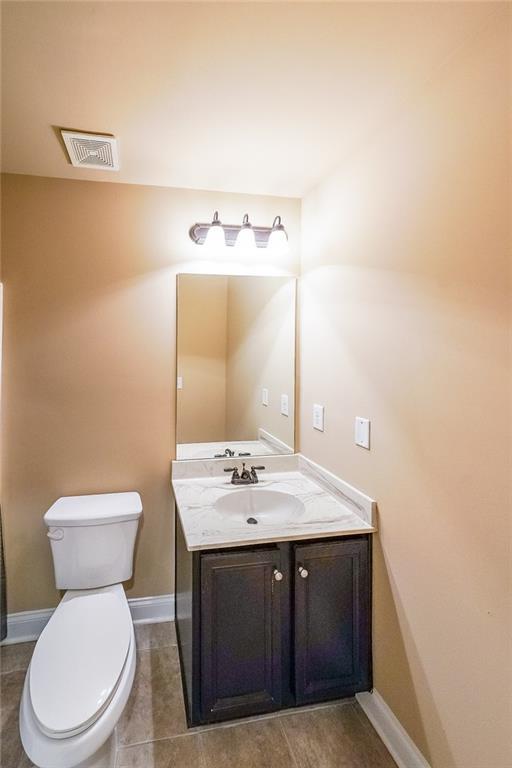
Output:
246,517,258,525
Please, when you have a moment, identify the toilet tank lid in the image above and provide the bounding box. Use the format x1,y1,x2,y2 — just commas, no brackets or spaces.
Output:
44,492,142,527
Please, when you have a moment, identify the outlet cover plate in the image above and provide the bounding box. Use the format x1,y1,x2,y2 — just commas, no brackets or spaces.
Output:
313,404,325,432
355,417,370,449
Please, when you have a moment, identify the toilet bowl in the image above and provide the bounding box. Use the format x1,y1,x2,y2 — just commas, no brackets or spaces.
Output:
19,492,142,768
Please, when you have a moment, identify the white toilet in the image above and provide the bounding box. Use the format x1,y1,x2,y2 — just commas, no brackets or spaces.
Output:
20,492,142,768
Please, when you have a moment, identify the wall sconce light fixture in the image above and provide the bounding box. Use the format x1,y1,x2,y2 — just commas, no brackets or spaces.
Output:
189,211,289,254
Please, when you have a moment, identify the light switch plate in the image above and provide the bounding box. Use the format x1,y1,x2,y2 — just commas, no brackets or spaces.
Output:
313,404,325,432
355,417,370,449
280,394,289,417
177,376,183,390
262,388,269,407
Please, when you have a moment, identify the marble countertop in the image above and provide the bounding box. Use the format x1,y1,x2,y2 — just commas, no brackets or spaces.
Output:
172,454,376,551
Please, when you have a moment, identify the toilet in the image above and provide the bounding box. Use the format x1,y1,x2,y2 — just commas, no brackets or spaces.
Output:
20,492,142,768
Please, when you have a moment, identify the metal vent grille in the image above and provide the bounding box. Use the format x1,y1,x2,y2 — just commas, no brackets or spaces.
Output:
61,131,119,171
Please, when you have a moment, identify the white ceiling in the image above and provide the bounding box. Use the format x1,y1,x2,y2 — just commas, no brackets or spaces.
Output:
1,2,495,198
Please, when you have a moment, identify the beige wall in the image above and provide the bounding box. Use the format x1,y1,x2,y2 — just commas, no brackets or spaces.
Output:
1,174,300,612
299,8,511,768
176,275,228,444
226,276,295,448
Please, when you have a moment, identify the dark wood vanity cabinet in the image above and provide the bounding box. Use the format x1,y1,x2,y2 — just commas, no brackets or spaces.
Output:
175,518,372,726
200,549,283,721
293,538,371,705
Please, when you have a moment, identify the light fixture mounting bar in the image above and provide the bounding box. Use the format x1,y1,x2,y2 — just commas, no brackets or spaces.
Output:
189,222,275,248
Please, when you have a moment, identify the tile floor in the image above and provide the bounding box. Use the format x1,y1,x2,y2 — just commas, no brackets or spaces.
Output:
1,622,396,768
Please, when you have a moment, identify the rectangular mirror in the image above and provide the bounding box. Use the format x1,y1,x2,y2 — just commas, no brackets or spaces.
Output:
176,274,296,460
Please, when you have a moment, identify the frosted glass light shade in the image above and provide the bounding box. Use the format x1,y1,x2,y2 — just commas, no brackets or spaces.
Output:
203,222,226,252
267,227,289,256
234,225,256,255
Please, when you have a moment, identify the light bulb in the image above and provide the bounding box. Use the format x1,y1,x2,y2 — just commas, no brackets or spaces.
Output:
234,214,256,255
267,216,288,256
203,211,225,254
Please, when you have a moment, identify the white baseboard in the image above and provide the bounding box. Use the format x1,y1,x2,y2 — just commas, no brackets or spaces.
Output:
356,690,431,768
1,607,53,646
128,594,174,625
1,593,175,645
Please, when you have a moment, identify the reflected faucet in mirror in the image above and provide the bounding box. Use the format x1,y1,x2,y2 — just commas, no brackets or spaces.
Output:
214,448,252,457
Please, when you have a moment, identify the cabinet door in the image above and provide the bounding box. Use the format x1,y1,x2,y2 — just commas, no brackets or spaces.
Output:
200,549,283,722
294,538,371,704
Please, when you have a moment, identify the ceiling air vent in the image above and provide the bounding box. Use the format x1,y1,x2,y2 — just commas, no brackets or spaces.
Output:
61,130,119,171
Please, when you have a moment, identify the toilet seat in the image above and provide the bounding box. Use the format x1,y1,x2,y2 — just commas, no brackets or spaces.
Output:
20,584,136,768
29,584,132,739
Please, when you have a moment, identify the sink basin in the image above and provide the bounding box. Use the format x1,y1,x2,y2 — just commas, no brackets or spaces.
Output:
214,489,305,526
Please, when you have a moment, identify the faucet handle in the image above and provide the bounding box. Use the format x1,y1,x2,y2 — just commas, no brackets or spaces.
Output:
224,466,241,484
251,466,266,471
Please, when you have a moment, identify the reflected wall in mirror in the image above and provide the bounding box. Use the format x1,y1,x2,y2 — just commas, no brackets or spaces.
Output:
176,274,296,460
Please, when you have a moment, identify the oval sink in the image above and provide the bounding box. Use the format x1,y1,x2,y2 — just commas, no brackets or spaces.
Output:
214,489,305,526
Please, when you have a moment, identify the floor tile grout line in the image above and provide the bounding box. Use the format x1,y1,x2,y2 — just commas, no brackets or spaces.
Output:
0,668,29,678
117,699,347,751
119,730,199,750
277,717,301,768
134,643,177,652
196,731,210,768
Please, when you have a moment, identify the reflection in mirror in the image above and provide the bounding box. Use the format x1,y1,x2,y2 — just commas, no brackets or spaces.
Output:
176,274,296,460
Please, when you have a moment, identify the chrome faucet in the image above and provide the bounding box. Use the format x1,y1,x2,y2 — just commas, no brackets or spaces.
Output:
224,463,266,485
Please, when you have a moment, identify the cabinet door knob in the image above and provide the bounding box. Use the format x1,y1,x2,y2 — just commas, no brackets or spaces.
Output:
298,565,309,579
273,569,284,582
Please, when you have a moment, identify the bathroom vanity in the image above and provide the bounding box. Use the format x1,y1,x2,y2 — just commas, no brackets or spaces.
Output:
172,455,376,726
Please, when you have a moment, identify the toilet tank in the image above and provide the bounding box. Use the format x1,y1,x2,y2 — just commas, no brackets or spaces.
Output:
44,492,142,589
